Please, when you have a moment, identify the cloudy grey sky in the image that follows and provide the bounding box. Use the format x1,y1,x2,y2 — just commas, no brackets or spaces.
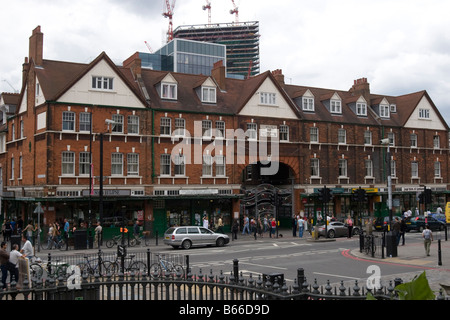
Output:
1,0,449,123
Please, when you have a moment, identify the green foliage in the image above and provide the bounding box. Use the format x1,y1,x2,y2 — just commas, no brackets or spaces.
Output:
395,271,435,300
367,271,435,300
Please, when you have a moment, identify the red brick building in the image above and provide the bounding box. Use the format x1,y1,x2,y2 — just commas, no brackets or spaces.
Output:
0,26,448,236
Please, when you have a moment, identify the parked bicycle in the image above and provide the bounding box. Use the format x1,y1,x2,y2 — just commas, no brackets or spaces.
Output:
130,233,151,247
77,254,110,276
29,258,69,279
104,254,147,276
149,254,184,278
106,234,124,248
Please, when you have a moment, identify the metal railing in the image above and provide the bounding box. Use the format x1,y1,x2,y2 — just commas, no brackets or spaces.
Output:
1,257,447,301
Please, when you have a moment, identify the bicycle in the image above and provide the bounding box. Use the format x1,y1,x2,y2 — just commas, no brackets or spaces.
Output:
149,254,184,279
104,254,147,276
364,234,377,256
29,258,69,279
130,233,151,247
77,254,110,276
106,234,124,248
42,236,66,251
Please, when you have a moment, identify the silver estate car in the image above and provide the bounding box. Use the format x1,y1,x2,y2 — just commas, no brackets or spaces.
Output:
164,226,230,249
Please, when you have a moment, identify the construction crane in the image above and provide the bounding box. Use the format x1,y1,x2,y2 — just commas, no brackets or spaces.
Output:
230,0,239,23
202,0,212,25
144,41,154,53
163,0,176,43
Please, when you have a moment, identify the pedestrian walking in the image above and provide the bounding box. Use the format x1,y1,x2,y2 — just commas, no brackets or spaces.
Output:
399,218,407,245
297,216,304,238
422,225,433,256
63,219,69,250
9,244,21,284
202,215,209,229
216,215,224,234
20,233,33,259
242,215,250,235
94,221,102,248
292,216,297,237
270,217,276,238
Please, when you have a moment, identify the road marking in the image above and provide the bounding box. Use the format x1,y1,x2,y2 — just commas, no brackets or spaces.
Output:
239,261,287,270
313,272,360,280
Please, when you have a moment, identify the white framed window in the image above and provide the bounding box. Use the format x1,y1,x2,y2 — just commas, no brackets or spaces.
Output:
280,125,289,142
338,128,346,144
411,161,418,178
410,134,417,148
62,151,75,175
160,154,171,175
62,111,75,131
10,158,14,180
216,155,226,177
260,92,276,105
310,158,319,177
19,156,22,179
215,121,225,138
330,100,342,114
79,152,91,176
202,120,212,138
388,132,395,146
434,161,441,178
364,130,372,145
161,83,177,100
380,104,390,118
247,123,257,140
174,118,185,137
302,97,314,111
202,87,216,103
160,118,171,136
419,108,430,119
127,153,139,176
174,154,185,176
11,124,15,140
111,153,123,176
338,159,347,177
111,114,124,133
20,120,24,138
390,160,396,177
79,113,91,132
433,135,440,149
356,103,367,116
92,76,114,91
127,115,139,135
310,127,319,143
365,159,373,177
202,155,213,176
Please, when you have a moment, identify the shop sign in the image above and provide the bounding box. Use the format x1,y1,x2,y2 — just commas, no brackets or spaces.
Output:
82,189,131,196
179,189,219,195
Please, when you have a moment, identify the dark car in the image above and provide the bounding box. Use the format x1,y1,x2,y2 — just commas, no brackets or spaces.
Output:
374,217,390,231
405,215,446,232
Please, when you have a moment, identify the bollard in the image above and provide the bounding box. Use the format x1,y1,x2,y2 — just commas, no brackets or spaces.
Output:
185,255,190,276
155,230,159,246
297,268,305,287
233,259,239,284
438,239,442,266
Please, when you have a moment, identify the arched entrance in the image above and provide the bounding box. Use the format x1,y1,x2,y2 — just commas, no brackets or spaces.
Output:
240,162,295,228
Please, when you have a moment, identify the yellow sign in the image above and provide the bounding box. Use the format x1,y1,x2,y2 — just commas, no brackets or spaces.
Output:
445,202,450,224
351,188,378,193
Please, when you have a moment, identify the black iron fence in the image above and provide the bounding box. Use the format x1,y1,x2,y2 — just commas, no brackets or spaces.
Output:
1,254,448,301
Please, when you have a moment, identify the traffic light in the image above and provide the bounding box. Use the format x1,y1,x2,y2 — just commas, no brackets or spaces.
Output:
418,192,424,204
318,188,324,202
351,187,367,203
424,188,432,204
317,187,332,203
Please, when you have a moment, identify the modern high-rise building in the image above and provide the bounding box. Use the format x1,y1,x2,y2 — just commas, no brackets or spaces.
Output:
173,21,260,79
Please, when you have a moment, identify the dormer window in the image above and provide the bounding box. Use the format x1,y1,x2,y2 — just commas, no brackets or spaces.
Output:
380,104,390,118
202,86,216,103
330,99,342,114
161,83,177,100
92,76,114,91
302,97,314,111
356,103,367,116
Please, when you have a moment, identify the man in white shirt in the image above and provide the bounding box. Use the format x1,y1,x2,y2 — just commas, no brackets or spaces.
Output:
20,233,33,259
9,244,22,283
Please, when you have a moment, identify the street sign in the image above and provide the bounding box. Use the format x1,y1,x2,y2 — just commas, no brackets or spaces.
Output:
117,245,127,258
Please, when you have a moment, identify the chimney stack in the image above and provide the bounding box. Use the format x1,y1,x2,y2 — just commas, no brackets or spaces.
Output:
272,69,285,85
123,52,142,78
29,26,43,66
211,60,226,90
349,77,370,102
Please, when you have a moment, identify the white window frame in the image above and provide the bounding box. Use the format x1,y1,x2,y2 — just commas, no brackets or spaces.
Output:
202,155,213,177
161,83,177,100
434,161,441,178
127,153,139,176
338,159,347,177
92,76,114,91
174,154,185,176
356,103,367,116
111,114,124,133
411,161,419,178
202,120,212,139
79,113,91,132
62,111,75,131
364,130,372,145
380,104,390,118
260,92,276,106
62,151,75,176
302,97,314,111
79,152,91,176
215,121,225,139
310,127,319,143
160,154,171,176
247,123,257,140
433,135,440,149
365,159,373,178
111,153,123,176
160,118,171,136
202,86,216,103
310,158,320,177
127,115,139,135
410,134,417,148
419,108,430,119
330,100,342,114
216,155,226,177
338,128,346,144
174,118,185,137
280,125,289,142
